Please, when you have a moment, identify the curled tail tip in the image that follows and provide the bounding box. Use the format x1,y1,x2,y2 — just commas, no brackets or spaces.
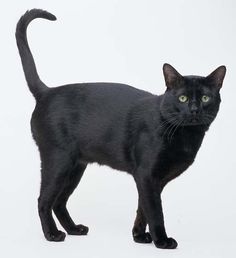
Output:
16,8,56,41
34,9,57,21
17,9,56,27
25,8,56,20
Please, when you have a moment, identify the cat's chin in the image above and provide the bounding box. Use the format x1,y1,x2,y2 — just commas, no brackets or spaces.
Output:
184,122,204,126
181,116,213,127
164,117,209,127
183,120,210,127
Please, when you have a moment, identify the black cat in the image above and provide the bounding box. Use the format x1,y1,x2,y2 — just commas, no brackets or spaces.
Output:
16,9,226,249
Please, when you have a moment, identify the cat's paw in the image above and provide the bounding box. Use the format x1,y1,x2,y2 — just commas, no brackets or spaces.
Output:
133,232,152,244
45,230,66,242
67,224,89,235
154,237,178,249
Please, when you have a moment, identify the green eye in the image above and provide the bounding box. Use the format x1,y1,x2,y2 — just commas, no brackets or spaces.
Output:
179,95,188,103
201,95,210,103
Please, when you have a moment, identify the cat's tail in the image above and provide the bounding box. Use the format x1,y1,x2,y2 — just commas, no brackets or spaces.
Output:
16,9,56,99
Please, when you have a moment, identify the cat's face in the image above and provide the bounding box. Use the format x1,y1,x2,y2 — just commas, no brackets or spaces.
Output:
160,64,226,127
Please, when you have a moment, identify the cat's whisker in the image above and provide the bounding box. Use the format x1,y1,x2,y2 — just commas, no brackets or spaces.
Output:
203,114,215,121
159,116,179,130
169,119,184,143
166,120,178,140
169,119,183,142
201,117,212,126
163,118,179,139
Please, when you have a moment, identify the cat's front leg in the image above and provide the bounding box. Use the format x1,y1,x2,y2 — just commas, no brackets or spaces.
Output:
132,197,152,243
134,172,178,249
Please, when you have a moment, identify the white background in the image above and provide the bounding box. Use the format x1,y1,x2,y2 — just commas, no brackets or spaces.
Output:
1,0,236,257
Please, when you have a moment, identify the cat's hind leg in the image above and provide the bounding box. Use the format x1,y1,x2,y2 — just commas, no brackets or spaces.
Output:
53,162,89,236
38,149,73,242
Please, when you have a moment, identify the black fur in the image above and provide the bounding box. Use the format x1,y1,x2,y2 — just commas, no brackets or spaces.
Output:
16,9,226,248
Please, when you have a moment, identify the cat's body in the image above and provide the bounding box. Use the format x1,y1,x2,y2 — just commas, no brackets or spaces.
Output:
32,83,152,172
32,82,203,177
16,9,226,249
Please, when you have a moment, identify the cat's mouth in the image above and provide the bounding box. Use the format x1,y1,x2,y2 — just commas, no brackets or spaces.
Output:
184,115,212,126
190,117,199,124
183,120,202,126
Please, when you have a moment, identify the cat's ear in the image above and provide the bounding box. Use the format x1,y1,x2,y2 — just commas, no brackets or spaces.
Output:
206,65,226,90
163,63,183,89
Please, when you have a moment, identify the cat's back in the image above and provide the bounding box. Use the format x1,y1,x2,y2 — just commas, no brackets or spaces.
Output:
40,82,153,116
69,82,152,106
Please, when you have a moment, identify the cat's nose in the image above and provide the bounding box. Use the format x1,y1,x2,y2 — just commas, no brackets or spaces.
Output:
190,104,199,115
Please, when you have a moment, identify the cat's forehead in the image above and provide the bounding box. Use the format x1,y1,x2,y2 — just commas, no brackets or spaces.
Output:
183,75,206,87
178,76,211,93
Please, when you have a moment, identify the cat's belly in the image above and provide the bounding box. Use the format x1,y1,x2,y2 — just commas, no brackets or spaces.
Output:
78,140,132,172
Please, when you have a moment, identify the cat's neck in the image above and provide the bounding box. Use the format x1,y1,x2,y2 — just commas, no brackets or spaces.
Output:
160,120,208,145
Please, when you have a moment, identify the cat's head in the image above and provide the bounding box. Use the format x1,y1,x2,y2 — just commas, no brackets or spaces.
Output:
160,63,226,127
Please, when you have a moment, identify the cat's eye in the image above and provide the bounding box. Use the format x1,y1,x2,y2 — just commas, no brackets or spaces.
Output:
201,95,210,103
178,95,188,103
